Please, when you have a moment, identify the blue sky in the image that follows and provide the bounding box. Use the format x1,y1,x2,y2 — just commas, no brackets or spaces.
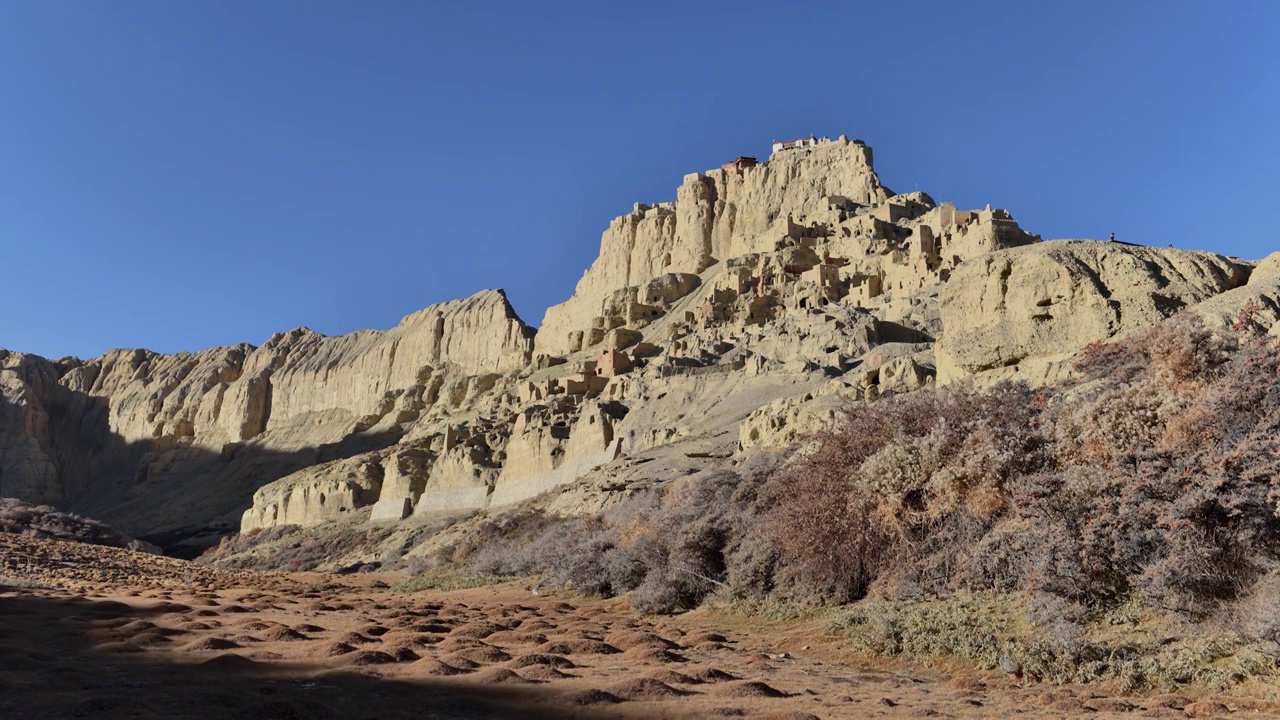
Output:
1,1,1276,359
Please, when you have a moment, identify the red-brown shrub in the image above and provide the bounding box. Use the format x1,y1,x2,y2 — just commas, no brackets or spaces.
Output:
764,382,1049,604
765,314,1280,614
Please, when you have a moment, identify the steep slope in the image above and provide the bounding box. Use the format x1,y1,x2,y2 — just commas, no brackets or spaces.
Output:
0,289,534,548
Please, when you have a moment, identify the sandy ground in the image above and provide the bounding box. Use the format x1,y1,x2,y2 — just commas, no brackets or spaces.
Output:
2,533,1277,719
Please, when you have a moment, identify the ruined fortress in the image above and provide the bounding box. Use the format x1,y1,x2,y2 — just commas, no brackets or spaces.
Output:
3,135,1273,553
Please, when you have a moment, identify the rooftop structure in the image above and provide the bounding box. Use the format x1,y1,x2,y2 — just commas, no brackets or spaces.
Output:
771,135,821,153
721,155,758,171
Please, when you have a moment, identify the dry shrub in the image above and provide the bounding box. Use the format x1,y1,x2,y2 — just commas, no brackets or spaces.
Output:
0,498,149,551
402,314,1280,624
767,314,1280,614
764,382,1048,604
412,453,783,613
198,523,398,571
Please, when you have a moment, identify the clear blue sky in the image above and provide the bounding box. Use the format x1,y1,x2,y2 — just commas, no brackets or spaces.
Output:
2,1,1276,359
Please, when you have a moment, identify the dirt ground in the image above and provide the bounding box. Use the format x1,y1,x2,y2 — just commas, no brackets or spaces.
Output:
2,533,1276,719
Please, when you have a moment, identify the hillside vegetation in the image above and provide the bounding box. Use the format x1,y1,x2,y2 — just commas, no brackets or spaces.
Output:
344,313,1280,690
0,498,154,553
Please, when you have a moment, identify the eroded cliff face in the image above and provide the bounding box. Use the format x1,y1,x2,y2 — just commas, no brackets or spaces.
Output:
0,289,535,547
538,137,889,356
7,134,1258,554
934,241,1249,384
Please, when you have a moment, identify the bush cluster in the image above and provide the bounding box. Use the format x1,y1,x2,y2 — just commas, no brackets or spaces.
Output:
770,315,1280,616
431,314,1280,631
198,523,398,572
431,454,782,613
0,498,148,551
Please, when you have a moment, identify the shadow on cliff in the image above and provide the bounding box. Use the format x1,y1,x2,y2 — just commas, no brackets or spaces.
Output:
17,382,407,557
0,589,609,720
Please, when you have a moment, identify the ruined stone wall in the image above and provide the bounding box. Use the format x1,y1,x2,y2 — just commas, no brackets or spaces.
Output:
538,137,889,355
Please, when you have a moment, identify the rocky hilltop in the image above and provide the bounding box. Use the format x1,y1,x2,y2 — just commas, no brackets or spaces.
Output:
1,134,1268,552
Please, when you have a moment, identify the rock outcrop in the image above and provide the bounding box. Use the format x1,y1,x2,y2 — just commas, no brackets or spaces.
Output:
539,137,891,356
0,289,535,547
1190,252,1280,334
935,241,1247,384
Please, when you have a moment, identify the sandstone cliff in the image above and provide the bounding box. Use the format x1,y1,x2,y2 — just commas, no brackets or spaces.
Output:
0,289,534,547
935,241,1248,384
7,134,1260,557
538,136,890,356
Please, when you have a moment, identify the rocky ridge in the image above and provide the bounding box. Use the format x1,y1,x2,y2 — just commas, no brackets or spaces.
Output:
0,135,1257,552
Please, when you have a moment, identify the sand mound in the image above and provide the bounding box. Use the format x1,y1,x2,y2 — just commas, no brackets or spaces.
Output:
411,622,454,634
94,641,144,654
181,622,213,631
183,637,241,651
200,653,259,670
293,623,326,633
413,657,471,676
449,621,506,639
238,621,276,631
435,636,488,652
321,641,357,656
485,630,548,646
606,630,680,651
507,653,576,669
692,668,738,683
129,632,174,646
246,650,284,661
358,624,390,637
402,633,443,648
344,650,397,666
718,681,788,698
518,665,572,681
117,619,156,633
449,645,511,664
261,626,308,642
439,654,482,670
564,689,622,705
536,639,620,655
472,667,533,685
609,677,688,700
624,646,688,663
386,645,420,662
220,604,251,613
334,631,377,645
83,600,132,615
647,670,701,685
687,631,728,644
